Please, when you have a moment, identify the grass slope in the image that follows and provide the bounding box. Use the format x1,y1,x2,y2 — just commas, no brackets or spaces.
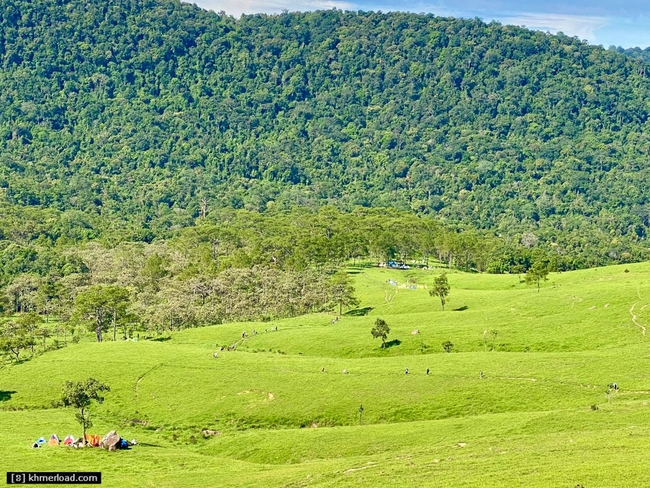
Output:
2,263,650,486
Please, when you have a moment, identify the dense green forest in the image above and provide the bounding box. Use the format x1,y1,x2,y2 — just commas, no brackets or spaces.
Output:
618,46,650,64
2,1,650,238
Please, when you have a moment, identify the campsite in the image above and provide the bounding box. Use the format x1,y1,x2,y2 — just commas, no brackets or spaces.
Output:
3,263,650,486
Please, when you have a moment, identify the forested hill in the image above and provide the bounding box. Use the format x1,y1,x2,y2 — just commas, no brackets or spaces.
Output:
3,1,650,241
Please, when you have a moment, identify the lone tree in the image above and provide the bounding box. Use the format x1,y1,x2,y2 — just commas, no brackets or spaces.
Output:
61,378,110,445
525,261,549,292
329,271,359,316
371,318,391,348
430,273,450,311
441,340,454,353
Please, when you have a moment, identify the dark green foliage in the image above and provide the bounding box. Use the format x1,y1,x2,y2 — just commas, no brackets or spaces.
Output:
525,261,549,291
329,270,359,316
0,3,649,249
371,318,390,347
61,378,110,444
430,274,450,310
441,340,454,353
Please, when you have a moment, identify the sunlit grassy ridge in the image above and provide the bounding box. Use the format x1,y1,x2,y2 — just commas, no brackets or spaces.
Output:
2,263,650,486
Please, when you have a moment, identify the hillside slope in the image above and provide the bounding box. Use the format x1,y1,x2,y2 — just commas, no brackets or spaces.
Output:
2,1,650,240
2,264,650,486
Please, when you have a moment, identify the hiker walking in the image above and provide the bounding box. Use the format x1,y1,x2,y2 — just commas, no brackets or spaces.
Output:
405,368,409,375
426,368,430,376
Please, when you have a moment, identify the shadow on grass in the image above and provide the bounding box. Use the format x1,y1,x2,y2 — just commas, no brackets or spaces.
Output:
383,339,402,348
151,336,172,342
452,305,468,311
0,391,17,402
345,307,374,317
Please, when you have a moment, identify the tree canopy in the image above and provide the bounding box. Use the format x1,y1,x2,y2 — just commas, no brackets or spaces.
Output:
0,3,650,250
61,378,110,444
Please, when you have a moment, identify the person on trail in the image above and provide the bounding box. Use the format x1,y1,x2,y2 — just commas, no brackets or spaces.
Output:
343,368,347,374
321,367,325,373
479,371,484,379
613,382,618,390
426,368,430,376
405,368,409,375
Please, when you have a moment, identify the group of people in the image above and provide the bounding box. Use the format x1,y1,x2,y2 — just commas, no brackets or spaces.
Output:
241,326,279,339
318,367,433,375
213,326,282,357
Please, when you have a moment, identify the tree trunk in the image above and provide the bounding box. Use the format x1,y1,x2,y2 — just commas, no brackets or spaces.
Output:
81,407,86,445
113,309,117,341
96,325,102,342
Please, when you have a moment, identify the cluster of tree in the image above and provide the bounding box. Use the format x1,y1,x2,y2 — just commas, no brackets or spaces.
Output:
3,211,387,354
1,3,650,252
0,312,75,362
617,46,650,64
0,204,644,355
2,206,646,300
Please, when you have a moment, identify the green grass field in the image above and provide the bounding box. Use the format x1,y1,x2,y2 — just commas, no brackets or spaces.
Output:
3,263,650,486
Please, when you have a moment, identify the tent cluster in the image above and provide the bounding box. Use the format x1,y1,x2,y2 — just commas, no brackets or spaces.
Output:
31,432,136,450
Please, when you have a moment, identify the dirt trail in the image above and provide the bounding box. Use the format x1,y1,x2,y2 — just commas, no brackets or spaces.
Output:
629,302,646,336
135,363,165,400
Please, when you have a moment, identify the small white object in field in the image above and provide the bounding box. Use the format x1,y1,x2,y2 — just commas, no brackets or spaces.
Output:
411,329,419,335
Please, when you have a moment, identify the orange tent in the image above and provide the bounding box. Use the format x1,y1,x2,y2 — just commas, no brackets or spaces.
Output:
84,434,101,447
48,434,59,446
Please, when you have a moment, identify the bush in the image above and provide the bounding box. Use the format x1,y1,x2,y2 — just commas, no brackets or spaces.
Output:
441,340,454,353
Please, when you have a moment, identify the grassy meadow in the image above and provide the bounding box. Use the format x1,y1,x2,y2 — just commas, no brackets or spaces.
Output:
2,262,650,486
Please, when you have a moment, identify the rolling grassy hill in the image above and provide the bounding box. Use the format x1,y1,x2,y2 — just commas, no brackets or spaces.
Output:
2,263,650,486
